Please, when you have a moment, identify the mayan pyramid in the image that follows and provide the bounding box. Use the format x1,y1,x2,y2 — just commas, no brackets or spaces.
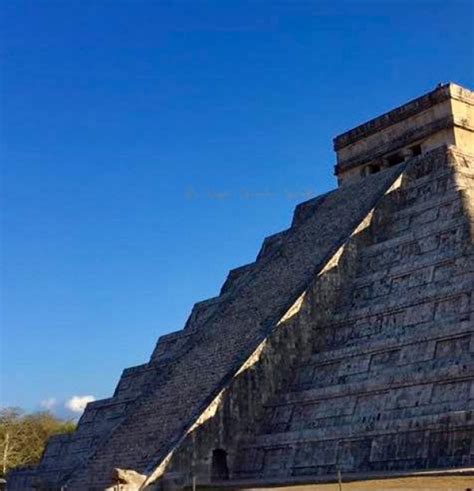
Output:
9,83,474,490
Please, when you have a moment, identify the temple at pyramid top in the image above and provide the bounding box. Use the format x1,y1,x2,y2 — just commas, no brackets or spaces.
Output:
334,82,474,185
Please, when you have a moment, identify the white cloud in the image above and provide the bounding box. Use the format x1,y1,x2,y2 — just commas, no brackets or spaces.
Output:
40,397,57,411
65,395,95,414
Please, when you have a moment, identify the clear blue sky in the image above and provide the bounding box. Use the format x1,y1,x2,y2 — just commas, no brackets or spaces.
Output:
1,0,473,416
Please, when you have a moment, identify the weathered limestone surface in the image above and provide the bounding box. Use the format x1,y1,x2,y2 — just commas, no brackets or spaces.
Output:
230,147,474,484
7,86,474,491
162,146,474,489
68,164,407,490
7,162,406,491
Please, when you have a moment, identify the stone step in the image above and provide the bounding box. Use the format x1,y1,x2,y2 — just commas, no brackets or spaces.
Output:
113,362,159,400
291,192,332,227
305,319,474,368
396,165,462,206
150,328,194,363
373,192,463,243
341,313,473,348
244,408,473,448
320,277,472,328
352,248,470,289
220,263,255,294
68,398,132,438
265,397,474,436
234,409,474,479
184,295,222,331
274,352,474,403
361,214,467,260
38,396,137,474
291,350,474,391
349,257,470,311
388,190,462,222
256,230,290,262
358,220,470,277
319,309,473,357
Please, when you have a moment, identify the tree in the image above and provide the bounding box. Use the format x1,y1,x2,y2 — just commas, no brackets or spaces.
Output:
0,407,76,478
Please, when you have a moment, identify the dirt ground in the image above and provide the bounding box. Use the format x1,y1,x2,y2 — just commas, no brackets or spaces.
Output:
242,476,473,491
196,474,474,491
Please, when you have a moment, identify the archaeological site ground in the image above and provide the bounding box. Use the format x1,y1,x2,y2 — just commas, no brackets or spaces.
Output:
8,83,474,490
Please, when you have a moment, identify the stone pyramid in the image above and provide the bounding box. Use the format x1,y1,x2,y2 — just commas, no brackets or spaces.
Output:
9,83,474,490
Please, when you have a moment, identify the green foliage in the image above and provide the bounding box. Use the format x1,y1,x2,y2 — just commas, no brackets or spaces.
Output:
0,407,76,478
